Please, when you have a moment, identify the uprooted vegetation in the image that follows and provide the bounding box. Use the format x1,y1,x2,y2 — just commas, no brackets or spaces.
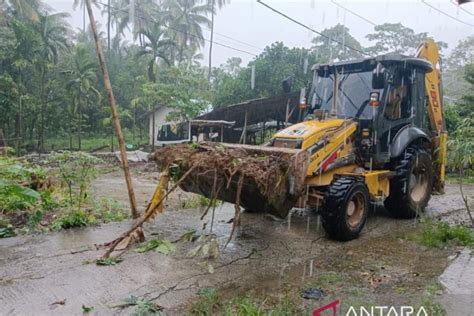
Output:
98,142,304,258
155,142,306,217
0,153,129,237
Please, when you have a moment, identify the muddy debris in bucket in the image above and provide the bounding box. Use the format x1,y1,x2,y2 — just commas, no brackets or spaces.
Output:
153,142,308,219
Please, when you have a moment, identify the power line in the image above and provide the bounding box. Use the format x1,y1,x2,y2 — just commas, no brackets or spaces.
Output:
96,1,259,56
450,0,474,16
330,0,377,26
421,0,474,27
204,29,264,51
256,0,371,57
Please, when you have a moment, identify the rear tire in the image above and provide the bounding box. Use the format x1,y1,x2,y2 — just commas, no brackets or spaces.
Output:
321,177,369,241
384,147,433,218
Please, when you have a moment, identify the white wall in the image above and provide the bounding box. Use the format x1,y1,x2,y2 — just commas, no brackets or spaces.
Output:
148,107,174,145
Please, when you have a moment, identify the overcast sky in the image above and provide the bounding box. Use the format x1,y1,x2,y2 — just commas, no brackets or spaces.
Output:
46,0,474,66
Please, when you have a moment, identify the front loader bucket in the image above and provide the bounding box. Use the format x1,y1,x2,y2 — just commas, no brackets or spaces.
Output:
154,143,309,218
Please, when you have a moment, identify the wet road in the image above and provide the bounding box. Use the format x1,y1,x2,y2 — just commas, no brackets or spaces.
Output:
1,171,473,315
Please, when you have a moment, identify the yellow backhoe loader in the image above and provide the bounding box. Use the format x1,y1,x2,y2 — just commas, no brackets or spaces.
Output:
161,39,447,241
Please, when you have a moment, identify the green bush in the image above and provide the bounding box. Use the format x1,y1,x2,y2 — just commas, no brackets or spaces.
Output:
96,198,128,223
49,151,102,211
51,210,96,230
416,220,474,248
0,157,43,212
0,225,15,238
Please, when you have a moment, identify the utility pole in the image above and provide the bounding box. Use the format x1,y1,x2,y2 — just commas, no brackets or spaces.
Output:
85,0,139,218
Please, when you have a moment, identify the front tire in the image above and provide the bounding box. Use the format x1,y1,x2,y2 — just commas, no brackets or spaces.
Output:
321,177,369,241
384,147,433,218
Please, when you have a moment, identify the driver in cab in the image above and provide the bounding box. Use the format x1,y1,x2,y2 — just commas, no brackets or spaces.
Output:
385,85,408,120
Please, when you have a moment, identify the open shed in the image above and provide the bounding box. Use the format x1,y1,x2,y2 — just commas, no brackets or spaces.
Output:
197,92,301,129
155,92,303,145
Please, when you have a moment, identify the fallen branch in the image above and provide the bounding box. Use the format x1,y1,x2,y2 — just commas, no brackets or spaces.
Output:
459,168,474,226
225,174,244,247
100,167,196,258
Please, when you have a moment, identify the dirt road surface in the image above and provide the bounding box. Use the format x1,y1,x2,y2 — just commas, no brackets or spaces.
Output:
1,168,473,315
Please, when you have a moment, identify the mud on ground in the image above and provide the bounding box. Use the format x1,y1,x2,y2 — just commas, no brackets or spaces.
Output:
0,165,473,315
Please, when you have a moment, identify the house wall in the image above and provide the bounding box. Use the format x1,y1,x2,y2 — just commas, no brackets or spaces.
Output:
148,107,174,145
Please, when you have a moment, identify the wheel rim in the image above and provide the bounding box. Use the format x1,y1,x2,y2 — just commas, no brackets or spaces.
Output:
409,164,429,203
346,192,365,228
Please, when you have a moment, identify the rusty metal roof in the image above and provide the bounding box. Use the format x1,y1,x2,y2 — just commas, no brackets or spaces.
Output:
197,92,301,128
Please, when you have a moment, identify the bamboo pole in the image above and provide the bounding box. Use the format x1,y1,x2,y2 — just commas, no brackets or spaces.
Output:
85,0,139,218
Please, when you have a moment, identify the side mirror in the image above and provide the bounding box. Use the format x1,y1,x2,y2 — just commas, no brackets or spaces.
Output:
369,92,380,107
372,63,385,90
282,76,293,93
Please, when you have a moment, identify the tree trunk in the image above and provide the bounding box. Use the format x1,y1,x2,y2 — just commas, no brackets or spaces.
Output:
17,73,23,155
151,112,155,150
107,0,111,56
132,104,136,143
83,5,86,32
208,6,215,82
30,117,36,143
39,68,46,153
85,0,139,218
78,93,82,151
15,112,19,154
69,118,73,150
110,127,114,152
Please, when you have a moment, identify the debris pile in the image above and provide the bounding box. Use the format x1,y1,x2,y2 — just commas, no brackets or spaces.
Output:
98,142,307,258
154,142,308,218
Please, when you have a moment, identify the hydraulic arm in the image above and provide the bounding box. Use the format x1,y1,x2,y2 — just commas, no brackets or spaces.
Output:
416,39,448,193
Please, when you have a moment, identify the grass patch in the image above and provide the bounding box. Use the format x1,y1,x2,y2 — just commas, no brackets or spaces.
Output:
122,296,163,316
222,297,265,315
413,282,446,316
191,288,221,315
96,198,128,223
414,220,474,248
181,195,220,209
306,271,345,294
42,129,147,152
446,173,474,185
191,288,302,315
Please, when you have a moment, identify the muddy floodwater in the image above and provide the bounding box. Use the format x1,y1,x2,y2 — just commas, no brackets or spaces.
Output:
1,167,473,315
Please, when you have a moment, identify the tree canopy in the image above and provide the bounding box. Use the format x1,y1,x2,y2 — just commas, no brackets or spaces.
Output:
0,0,472,154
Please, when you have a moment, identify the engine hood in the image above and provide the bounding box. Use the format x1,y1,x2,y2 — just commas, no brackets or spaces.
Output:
273,119,349,150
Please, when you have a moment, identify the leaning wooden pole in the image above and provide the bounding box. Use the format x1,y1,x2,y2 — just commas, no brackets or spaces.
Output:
85,0,139,218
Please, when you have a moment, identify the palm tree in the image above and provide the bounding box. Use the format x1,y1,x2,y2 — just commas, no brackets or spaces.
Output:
205,0,229,80
100,0,112,56
136,22,175,82
65,45,101,150
164,0,211,65
36,12,70,63
100,0,124,57
35,11,70,152
72,0,99,32
2,0,41,21
109,0,158,46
